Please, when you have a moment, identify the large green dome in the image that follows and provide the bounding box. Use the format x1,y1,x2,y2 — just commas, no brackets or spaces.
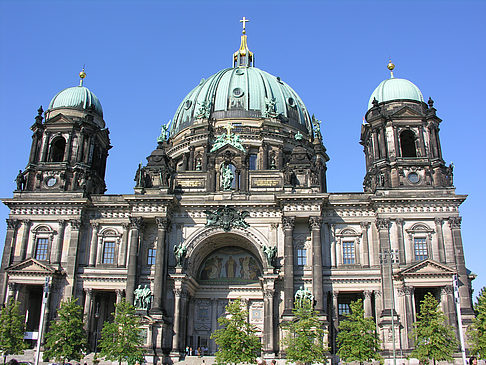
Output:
48,85,103,117
368,77,424,110
170,66,313,136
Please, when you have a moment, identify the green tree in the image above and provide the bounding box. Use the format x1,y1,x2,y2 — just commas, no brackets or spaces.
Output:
0,299,27,363
211,298,262,364
43,297,87,364
336,299,382,365
98,299,145,365
410,292,457,365
468,287,486,358
280,297,328,365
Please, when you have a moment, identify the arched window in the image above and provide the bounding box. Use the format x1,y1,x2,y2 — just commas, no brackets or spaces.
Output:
50,137,66,162
400,130,417,157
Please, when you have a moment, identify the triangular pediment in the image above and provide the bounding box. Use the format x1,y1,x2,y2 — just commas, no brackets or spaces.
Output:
390,106,423,118
396,259,455,278
211,143,246,156
6,258,56,275
45,113,75,125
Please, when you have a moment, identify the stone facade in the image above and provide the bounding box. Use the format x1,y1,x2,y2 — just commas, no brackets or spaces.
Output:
0,43,474,363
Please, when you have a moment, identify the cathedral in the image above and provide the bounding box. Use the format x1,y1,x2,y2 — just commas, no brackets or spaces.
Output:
0,20,475,364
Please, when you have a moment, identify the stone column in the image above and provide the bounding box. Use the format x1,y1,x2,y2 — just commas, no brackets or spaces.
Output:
65,220,82,297
310,217,324,313
363,290,373,318
118,223,129,267
395,218,405,264
116,289,124,304
188,146,195,170
376,218,393,312
332,291,339,352
434,218,446,263
83,288,93,332
263,289,275,354
7,282,18,302
440,286,456,329
0,219,20,304
262,143,268,170
374,290,383,326
88,223,99,267
379,128,387,158
372,130,380,159
172,288,184,355
282,217,295,315
152,217,169,313
40,132,50,162
448,217,473,313
52,220,66,266
360,222,370,267
19,220,32,261
330,224,336,268
398,286,414,348
210,298,218,354
126,217,143,304
322,223,331,268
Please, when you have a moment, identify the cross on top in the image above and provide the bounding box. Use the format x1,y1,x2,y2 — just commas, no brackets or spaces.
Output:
240,16,249,34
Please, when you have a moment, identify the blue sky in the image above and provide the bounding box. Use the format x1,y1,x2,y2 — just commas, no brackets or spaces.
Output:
1,0,485,297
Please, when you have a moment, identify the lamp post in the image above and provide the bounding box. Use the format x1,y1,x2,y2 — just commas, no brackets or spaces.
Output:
380,249,399,365
94,302,100,354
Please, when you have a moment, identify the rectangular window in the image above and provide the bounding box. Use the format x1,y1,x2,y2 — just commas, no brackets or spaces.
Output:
342,241,355,264
249,154,257,170
297,248,306,266
147,248,156,265
338,303,351,316
102,241,116,264
35,238,49,261
414,238,428,261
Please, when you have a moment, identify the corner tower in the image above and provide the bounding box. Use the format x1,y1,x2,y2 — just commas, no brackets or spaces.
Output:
361,61,451,192
19,70,111,195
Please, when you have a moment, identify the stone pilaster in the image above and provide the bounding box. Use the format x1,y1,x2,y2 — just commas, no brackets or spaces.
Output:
0,219,20,304
434,218,446,263
19,219,32,261
152,217,169,314
360,222,370,267
88,223,99,267
52,220,66,266
83,288,93,332
64,220,81,298
363,290,373,318
395,218,405,264
118,223,129,267
282,216,295,315
309,216,324,313
126,217,143,304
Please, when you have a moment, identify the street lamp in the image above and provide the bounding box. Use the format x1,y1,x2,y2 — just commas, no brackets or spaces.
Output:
379,249,399,365
94,302,100,354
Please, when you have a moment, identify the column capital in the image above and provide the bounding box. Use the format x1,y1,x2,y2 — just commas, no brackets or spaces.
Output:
448,216,462,229
434,217,443,225
8,282,17,292
57,219,67,227
90,222,100,230
375,218,390,230
360,221,370,230
84,288,93,296
115,289,125,297
395,218,404,225
156,217,170,230
122,222,130,230
441,285,453,295
332,290,339,299
129,217,144,230
363,290,373,299
309,216,322,230
264,289,275,299
21,219,32,227
282,217,295,230
6,219,20,230
70,219,81,230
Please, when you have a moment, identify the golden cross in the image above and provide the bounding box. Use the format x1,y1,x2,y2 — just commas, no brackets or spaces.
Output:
225,122,234,138
240,16,250,34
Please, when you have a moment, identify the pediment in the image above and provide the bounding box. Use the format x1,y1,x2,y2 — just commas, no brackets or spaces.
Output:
6,258,56,275
45,113,75,125
390,106,423,118
211,143,246,156
396,259,455,278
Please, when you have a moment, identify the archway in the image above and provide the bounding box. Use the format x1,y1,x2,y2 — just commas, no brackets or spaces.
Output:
185,232,265,355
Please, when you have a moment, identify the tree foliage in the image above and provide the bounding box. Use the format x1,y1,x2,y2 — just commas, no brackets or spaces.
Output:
0,299,27,363
280,297,327,365
98,300,145,365
468,287,486,358
211,299,262,364
410,292,457,365
336,299,382,365
44,297,87,364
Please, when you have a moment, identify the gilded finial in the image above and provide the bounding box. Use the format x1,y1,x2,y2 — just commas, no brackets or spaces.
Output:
387,59,395,78
79,66,86,86
233,17,254,67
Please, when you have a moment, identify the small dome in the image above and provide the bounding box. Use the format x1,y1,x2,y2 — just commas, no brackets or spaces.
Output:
368,78,424,110
48,86,103,117
170,67,312,137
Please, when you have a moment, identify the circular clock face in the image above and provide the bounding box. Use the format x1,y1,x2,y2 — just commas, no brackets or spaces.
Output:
46,177,57,187
407,172,420,184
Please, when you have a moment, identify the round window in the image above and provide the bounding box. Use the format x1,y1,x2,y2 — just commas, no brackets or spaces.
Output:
184,100,192,109
407,172,420,184
235,69,245,75
46,177,57,187
232,87,244,98
288,97,295,107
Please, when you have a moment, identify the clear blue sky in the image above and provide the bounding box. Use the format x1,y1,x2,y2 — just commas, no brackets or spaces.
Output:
1,0,485,297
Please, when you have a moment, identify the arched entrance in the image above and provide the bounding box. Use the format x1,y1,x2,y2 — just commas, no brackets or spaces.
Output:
184,233,265,355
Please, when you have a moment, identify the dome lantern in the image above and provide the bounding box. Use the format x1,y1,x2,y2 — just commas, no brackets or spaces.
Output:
233,16,254,68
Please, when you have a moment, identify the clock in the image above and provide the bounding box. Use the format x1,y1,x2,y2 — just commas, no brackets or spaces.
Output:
407,172,420,184
46,177,57,187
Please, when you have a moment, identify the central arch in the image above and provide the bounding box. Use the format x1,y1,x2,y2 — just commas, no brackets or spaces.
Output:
184,229,268,354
